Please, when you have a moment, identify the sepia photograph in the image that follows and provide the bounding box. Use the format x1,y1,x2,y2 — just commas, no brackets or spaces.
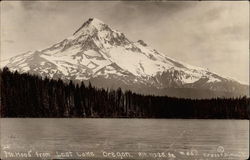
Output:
0,1,249,160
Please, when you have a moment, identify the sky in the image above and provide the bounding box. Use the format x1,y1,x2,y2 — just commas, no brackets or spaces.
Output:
1,1,249,84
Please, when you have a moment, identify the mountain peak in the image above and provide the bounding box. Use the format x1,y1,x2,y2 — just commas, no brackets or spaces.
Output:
88,18,105,26
73,18,106,36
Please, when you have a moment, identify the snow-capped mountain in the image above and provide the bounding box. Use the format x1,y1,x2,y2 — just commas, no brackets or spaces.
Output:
1,18,248,98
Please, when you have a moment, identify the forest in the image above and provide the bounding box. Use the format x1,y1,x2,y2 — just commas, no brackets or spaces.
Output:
0,67,249,119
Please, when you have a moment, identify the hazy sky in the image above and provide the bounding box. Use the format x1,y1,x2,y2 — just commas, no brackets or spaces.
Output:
1,1,249,84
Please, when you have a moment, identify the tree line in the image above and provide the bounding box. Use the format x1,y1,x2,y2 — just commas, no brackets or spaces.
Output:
0,67,249,119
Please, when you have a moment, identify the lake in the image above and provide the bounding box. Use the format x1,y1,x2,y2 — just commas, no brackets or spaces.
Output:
0,119,248,160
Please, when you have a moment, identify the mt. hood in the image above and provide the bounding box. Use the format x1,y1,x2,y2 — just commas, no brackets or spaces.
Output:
1,18,248,98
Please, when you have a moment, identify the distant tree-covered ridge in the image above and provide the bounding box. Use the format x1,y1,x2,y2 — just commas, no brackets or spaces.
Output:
0,67,249,119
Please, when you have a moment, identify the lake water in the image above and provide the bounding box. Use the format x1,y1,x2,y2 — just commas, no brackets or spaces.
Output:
0,119,249,160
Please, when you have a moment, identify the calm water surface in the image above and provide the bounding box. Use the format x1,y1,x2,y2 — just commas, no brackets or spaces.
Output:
0,119,249,160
